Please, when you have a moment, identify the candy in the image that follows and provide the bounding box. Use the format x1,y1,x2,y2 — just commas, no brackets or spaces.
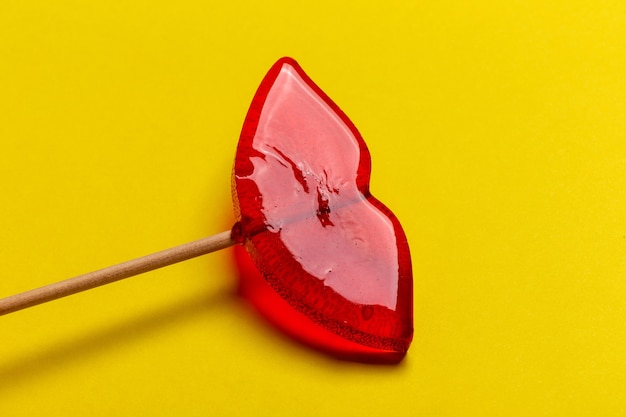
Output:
0,57,413,364
232,58,413,361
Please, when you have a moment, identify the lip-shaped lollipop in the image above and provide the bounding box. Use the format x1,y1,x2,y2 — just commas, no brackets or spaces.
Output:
0,57,413,363
232,58,413,360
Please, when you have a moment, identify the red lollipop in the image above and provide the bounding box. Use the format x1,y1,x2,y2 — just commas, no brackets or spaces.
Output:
0,58,413,362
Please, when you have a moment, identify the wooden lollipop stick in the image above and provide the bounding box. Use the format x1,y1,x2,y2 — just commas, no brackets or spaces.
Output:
0,230,236,316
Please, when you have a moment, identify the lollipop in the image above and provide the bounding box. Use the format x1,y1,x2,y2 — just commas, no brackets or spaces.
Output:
0,58,413,362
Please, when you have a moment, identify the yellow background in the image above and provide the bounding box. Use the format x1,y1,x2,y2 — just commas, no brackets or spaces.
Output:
1,1,626,415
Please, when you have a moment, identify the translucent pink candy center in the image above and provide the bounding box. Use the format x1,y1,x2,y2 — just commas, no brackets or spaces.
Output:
243,64,399,309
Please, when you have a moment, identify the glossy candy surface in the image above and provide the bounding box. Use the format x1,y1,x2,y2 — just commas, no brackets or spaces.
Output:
232,58,413,361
